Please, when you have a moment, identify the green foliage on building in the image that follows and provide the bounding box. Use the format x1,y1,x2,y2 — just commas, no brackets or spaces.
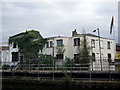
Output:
9,30,47,63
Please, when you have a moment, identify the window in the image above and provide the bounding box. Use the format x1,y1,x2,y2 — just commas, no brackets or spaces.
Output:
108,53,111,63
57,40,63,46
74,54,79,59
56,54,64,59
13,42,16,48
74,38,80,46
91,39,95,48
46,42,49,48
92,53,95,61
50,41,53,48
20,56,24,63
12,52,18,61
74,54,79,63
107,41,111,49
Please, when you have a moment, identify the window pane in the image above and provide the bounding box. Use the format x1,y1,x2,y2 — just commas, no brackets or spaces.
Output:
46,42,49,48
74,38,80,46
107,41,110,49
13,42,16,48
50,41,53,47
57,40,63,46
12,52,19,61
91,39,95,48
108,53,111,62
92,53,95,61
56,54,63,59
74,54,79,63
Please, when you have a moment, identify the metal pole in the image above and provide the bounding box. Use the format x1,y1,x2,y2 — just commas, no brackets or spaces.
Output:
29,59,30,72
38,62,39,80
97,28,102,71
70,59,72,78
52,41,54,80
52,59,54,80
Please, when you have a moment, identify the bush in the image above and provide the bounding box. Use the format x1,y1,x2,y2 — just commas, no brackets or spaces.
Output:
2,64,10,70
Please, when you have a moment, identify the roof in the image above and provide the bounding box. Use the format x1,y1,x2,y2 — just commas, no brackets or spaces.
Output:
45,36,69,39
45,33,114,41
76,33,98,37
76,33,114,40
9,32,25,38
9,30,43,39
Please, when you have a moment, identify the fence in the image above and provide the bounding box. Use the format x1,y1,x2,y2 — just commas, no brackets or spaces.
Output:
1,59,116,71
1,59,120,81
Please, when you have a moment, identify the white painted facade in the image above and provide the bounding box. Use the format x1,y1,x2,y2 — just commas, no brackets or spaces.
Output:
42,36,71,65
0,42,20,66
9,43,20,66
2,30,116,71
42,33,116,71
0,46,10,66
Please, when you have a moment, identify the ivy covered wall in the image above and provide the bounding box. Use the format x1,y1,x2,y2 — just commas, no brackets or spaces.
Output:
9,30,47,63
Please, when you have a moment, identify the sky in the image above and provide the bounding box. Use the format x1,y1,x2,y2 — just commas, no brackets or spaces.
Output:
1,0,118,42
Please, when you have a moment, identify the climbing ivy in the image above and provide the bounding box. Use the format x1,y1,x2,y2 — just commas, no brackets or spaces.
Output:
9,30,47,63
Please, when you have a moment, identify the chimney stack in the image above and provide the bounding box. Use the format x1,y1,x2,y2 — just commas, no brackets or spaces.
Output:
72,29,77,37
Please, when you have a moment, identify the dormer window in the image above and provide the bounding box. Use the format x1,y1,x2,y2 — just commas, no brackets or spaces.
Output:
13,42,16,48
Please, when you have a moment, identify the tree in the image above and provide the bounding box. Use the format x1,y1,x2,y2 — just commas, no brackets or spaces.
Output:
64,57,75,67
78,34,91,63
9,30,47,63
75,33,91,70
56,45,65,55
37,54,54,65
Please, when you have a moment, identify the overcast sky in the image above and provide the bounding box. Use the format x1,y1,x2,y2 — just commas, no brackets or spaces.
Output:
1,1,118,42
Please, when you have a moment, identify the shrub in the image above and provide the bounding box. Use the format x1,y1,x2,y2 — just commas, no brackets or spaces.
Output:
2,64,10,70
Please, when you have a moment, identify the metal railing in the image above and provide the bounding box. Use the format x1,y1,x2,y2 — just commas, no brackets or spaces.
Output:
1,60,120,81
1,62,115,71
